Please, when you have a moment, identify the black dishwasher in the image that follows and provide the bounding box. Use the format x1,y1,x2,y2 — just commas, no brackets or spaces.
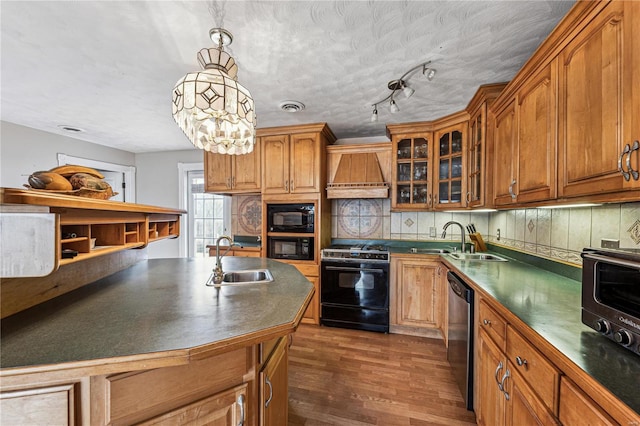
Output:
447,271,474,411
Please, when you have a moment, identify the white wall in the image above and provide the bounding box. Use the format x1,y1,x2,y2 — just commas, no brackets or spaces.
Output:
1,121,201,259
0,122,135,189
135,150,203,258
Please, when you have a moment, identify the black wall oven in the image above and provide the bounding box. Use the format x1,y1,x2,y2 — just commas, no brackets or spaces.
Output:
321,245,390,333
582,247,640,356
267,203,314,233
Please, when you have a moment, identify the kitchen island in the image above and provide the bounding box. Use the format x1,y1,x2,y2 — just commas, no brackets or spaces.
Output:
0,257,313,425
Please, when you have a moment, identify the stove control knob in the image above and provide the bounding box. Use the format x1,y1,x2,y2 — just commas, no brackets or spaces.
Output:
613,330,633,347
594,319,610,334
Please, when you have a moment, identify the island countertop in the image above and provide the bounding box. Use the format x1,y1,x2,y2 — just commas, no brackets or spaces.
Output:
0,257,313,374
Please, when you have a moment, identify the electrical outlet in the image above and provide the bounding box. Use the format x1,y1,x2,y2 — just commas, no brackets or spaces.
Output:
497,228,501,241
429,227,437,238
601,238,619,249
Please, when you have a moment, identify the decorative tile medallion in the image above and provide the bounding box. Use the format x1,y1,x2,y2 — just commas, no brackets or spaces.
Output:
404,218,415,228
238,196,261,234
527,219,535,233
627,219,640,245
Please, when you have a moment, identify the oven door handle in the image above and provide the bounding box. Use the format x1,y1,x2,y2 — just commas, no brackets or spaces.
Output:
324,266,385,273
583,253,640,271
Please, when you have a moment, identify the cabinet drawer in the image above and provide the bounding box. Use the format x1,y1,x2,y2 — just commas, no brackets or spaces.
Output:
478,299,507,349
506,325,559,411
291,263,319,277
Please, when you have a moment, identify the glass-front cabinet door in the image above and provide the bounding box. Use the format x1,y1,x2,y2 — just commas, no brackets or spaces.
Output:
468,105,484,207
434,124,466,209
392,134,432,210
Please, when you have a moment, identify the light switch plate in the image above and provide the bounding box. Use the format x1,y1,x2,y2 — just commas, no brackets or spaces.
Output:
429,227,436,238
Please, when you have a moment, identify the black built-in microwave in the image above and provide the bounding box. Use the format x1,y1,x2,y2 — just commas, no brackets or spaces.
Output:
267,203,315,233
267,236,314,261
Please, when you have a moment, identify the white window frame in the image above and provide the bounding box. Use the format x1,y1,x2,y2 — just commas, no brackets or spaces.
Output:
178,162,231,258
57,153,136,202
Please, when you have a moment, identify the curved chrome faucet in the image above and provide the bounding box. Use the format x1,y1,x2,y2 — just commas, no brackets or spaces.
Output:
442,221,466,253
212,235,239,285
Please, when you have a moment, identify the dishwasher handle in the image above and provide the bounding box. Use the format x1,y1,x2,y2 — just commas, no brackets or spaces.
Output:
447,271,473,303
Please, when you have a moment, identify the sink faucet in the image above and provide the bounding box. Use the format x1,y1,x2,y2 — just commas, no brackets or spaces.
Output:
442,221,466,253
212,235,239,285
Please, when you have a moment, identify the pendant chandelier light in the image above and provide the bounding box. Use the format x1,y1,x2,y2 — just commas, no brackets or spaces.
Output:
172,27,256,155
370,60,436,122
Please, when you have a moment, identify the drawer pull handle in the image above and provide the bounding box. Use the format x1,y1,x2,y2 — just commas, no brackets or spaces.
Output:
515,356,528,367
483,319,491,326
237,394,245,426
495,361,504,390
500,369,511,400
265,376,273,408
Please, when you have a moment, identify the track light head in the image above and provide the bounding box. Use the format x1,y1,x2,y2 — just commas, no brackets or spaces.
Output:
371,106,378,122
423,66,436,81
390,100,399,114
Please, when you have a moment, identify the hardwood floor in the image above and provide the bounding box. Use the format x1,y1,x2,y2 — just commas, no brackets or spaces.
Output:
288,324,477,426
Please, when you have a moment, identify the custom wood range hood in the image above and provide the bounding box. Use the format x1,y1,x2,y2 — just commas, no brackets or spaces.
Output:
326,145,391,199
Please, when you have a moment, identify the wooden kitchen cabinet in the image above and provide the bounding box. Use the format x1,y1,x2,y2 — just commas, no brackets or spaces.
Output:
434,123,466,209
476,298,558,426
558,0,640,199
289,262,320,325
260,336,288,426
260,123,335,197
390,256,446,338
465,83,507,208
0,383,78,425
493,62,557,206
391,132,432,209
204,141,261,194
138,383,248,426
558,377,616,426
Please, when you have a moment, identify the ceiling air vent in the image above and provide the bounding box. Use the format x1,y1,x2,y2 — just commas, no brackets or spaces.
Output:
279,100,305,113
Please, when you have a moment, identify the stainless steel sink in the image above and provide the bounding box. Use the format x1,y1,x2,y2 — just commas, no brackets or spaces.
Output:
221,269,274,285
408,248,451,254
448,253,508,262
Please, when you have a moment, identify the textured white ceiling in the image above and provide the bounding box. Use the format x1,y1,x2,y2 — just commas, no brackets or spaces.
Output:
1,1,575,153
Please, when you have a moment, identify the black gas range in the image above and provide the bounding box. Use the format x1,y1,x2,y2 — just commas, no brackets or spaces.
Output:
320,244,390,333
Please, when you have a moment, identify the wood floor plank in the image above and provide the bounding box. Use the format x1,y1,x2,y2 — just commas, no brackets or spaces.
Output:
289,325,477,425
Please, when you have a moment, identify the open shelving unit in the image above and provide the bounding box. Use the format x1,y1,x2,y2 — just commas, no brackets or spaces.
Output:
1,188,184,270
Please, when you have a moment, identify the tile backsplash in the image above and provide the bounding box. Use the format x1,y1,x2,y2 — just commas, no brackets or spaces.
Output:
232,195,262,236
332,200,640,265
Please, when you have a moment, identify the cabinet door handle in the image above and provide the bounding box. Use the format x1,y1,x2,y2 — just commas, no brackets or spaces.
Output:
494,361,503,390
483,319,491,326
500,368,511,400
508,179,517,199
288,334,293,348
619,144,632,181
226,177,232,189
466,191,471,203
237,394,245,426
515,356,528,368
284,180,289,191
265,376,273,408
627,140,639,181
427,193,432,207
232,176,236,188
290,180,295,192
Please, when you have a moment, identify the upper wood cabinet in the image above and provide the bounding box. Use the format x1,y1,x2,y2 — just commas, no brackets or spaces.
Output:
204,141,261,194
387,113,468,211
558,0,640,199
493,63,557,207
260,123,335,196
434,123,467,209
466,83,507,208
390,131,433,210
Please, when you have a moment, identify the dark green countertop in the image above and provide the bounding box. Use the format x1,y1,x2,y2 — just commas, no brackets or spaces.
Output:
0,257,312,370
441,252,640,417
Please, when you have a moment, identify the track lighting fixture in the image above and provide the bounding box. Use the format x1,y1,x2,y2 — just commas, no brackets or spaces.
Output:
370,60,436,122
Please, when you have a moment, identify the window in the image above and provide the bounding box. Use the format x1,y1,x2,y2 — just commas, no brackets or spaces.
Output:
181,167,231,257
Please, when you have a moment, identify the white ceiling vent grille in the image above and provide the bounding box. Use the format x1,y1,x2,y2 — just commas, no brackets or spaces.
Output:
279,100,305,113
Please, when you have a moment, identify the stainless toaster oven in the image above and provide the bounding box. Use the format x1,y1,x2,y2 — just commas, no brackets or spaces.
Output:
581,247,640,356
